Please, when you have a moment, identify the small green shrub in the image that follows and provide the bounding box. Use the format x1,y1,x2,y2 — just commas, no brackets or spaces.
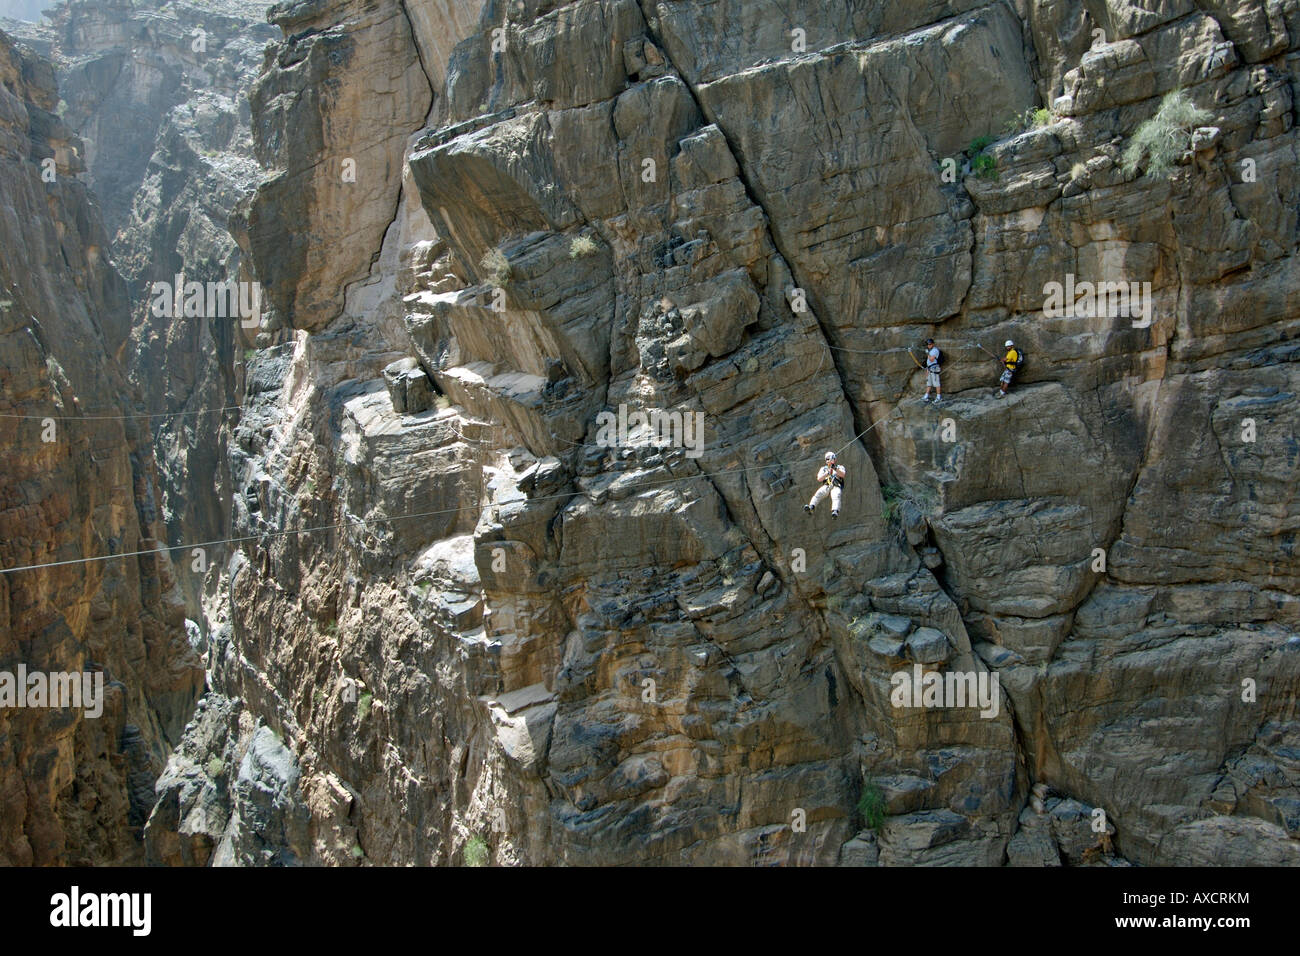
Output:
206,757,224,778
962,135,999,180
480,247,511,285
357,692,373,721
242,348,256,362
1071,161,1088,180
1004,107,1055,137
967,135,995,155
857,783,887,831
569,234,598,259
464,834,488,867
881,484,902,523
1120,89,1212,179
881,482,938,524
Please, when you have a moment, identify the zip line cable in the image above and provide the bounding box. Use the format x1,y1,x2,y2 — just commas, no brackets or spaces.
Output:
0,405,906,576
0,340,985,424
2,323,989,574
0,404,248,421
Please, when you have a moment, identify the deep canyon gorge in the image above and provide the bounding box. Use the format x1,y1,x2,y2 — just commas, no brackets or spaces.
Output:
1,0,1298,867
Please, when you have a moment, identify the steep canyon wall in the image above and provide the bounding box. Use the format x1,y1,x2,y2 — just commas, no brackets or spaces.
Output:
1,0,1297,867
147,0,1300,866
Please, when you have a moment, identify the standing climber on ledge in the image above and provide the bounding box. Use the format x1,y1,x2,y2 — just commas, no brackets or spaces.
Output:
804,451,846,518
921,338,942,405
996,339,1019,399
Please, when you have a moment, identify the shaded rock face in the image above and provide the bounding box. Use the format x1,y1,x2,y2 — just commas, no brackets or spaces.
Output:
134,0,1300,866
21,0,277,618
36,0,275,236
0,29,203,865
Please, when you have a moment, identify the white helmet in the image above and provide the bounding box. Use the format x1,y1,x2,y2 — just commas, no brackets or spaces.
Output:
825,451,837,462
1005,340,1014,347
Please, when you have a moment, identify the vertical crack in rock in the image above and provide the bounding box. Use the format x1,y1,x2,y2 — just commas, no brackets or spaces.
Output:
634,0,876,453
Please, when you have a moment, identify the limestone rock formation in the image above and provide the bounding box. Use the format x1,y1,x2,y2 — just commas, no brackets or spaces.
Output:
15,1,279,619
135,0,1300,867
4,0,1298,868
0,28,202,865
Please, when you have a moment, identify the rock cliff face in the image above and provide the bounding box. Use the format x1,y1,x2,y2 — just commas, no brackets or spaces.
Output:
133,0,1300,867
21,0,277,617
0,28,202,865
4,0,1297,867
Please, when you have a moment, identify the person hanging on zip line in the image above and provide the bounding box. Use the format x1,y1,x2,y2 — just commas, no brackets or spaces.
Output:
996,339,1019,399
804,451,846,518
920,338,942,405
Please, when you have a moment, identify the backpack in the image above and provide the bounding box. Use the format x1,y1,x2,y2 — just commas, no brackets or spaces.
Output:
1012,347,1025,373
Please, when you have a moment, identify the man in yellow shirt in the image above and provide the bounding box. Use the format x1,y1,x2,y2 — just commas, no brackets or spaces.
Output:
996,339,1019,399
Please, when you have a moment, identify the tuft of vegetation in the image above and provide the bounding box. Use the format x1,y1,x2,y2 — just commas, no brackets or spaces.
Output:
569,234,598,259
964,135,998,180
1071,161,1088,180
206,757,224,779
480,247,512,286
857,783,887,831
716,551,743,588
881,482,939,524
324,620,338,637
356,692,373,721
881,484,905,522
1004,107,1053,136
350,843,365,860
242,348,256,363
1120,89,1212,179
464,834,489,867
